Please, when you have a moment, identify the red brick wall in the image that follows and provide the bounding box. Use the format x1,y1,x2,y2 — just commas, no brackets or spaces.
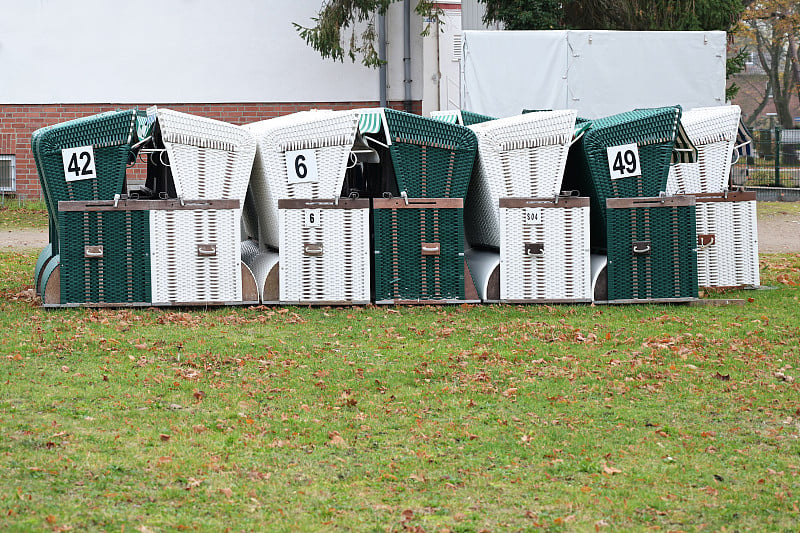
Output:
0,100,423,199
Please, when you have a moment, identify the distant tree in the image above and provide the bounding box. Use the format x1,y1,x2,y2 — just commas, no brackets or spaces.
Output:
294,0,439,68
481,0,564,30
739,0,799,128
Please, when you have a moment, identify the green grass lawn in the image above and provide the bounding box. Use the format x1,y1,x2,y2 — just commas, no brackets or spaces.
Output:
0,199,48,231
756,200,800,217
1,246,799,532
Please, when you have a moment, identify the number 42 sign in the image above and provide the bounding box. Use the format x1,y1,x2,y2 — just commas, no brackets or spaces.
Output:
606,143,641,180
61,146,97,183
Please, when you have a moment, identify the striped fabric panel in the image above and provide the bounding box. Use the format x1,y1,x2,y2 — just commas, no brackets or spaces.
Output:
358,109,386,134
735,120,753,157
429,111,462,125
671,122,698,164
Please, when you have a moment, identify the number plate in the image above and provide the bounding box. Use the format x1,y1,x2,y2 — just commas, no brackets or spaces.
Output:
304,209,321,227
62,146,97,182
606,143,641,180
286,149,319,184
522,208,542,225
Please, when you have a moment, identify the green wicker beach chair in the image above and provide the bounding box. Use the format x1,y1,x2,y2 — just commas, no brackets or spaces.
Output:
372,197,475,304
31,109,140,295
358,108,478,199
564,106,695,250
605,196,698,302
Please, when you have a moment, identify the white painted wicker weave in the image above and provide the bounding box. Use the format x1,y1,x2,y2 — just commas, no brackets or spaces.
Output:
244,110,360,249
499,197,591,302
240,246,280,304
150,208,242,304
695,194,759,288
465,110,578,249
667,106,741,194
156,108,256,201
278,199,370,304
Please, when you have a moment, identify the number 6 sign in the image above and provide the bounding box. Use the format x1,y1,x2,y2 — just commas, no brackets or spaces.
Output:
606,143,641,180
286,149,319,184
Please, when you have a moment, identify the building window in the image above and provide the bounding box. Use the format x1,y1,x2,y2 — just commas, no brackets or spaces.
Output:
0,155,16,193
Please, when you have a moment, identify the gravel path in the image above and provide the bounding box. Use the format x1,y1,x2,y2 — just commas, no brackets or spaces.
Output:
1,229,48,251
757,213,800,253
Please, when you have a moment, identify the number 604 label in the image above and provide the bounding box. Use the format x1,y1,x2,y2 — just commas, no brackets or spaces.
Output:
62,146,97,183
286,149,319,185
606,143,641,180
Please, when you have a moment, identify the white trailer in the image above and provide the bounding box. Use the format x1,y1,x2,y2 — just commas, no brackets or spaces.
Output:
461,30,727,118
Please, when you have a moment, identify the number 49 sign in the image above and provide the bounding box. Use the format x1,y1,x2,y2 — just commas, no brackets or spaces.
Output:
286,149,319,185
606,143,641,180
61,145,97,183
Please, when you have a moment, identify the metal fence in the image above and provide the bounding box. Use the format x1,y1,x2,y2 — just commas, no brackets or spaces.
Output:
732,127,800,188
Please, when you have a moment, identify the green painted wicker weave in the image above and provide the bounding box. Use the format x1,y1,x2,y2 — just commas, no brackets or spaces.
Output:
58,210,151,305
565,106,683,250
373,199,465,302
460,111,497,127
31,110,139,255
382,109,478,199
31,125,59,293
606,196,698,301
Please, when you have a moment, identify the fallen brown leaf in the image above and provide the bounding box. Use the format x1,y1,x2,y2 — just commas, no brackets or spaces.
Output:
328,431,348,448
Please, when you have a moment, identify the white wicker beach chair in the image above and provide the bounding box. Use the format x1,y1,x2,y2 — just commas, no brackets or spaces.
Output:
667,105,741,194
278,198,371,304
155,108,256,201
465,110,579,249
499,196,591,302
149,205,244,305
243,110,360,249
695,191,759,288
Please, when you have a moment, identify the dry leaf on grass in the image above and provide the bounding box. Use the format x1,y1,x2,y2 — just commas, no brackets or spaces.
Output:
328,431,348,448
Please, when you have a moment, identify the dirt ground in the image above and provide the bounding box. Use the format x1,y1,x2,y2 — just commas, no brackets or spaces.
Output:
1,229,48,252
2,213,799,252
757,212,800,253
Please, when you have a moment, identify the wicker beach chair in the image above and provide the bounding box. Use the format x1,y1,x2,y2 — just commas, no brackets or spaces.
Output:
605,196,698,302
667,105,741,194
373,197,477,304
498,195,591,302
278,198,371,304
31,109,140,298
243,110,360,250
464,110,580,249
564,106,696,251
694,191,759,288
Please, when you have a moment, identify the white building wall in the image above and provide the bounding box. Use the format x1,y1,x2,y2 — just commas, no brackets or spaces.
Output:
0,0,424,104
